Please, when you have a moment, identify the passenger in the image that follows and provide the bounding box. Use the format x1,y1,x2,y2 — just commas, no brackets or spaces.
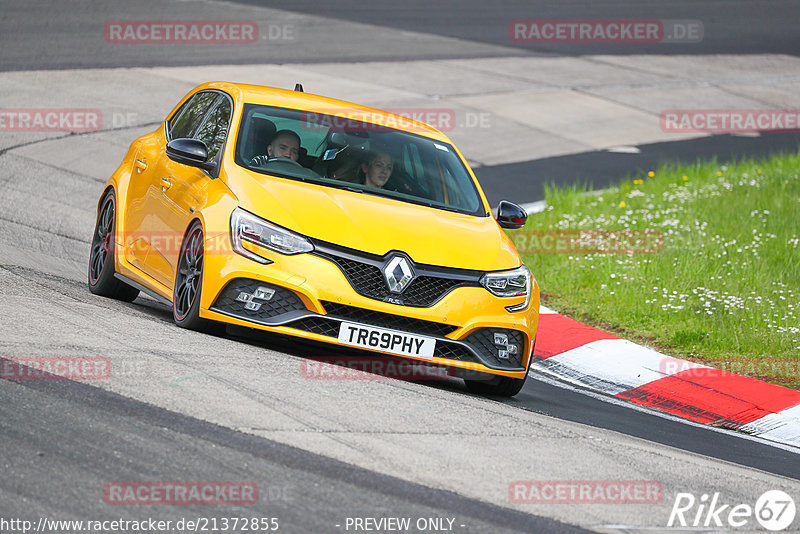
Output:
358,150,394,189
251,129,300,165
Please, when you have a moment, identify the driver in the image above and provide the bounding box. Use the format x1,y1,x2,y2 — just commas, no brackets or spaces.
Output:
250,129,301,166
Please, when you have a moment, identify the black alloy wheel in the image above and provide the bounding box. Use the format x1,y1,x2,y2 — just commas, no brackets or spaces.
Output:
88,191,139,302
173,220,222,334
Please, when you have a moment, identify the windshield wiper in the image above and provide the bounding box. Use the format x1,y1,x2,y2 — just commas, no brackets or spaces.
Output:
323,181,367,194
435,204,465,213
411,200,464,213
337,186,468,213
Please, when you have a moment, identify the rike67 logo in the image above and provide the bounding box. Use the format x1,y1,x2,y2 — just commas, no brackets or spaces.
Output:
668,490,796,531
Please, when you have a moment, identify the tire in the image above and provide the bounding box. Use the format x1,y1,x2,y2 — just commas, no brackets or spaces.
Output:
173,220,223,334
88,191,140,302
464,373,528,397
464,341,535,397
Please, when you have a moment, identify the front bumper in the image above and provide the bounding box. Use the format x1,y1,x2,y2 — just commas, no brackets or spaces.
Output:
198,237,539,379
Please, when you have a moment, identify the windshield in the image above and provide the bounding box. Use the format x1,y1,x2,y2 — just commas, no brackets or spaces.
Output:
233,104,486,216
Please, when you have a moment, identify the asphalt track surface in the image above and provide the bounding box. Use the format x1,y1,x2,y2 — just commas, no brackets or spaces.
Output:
4,0,799,70
243,0,800,57
475,132,800,206
3,1,800,532
0,367,585,534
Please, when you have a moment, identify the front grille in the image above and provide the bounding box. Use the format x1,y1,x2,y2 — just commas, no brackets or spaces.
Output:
333,257,386,299
289,316,340,337
287,313,480,365
211,280,526,371
211,279,306,321
434,343,474,362
321,301,458,338
313,246,480,308
286,314,525,370
404,277,465,307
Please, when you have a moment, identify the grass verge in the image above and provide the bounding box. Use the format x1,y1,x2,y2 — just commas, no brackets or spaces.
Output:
517,152,800,389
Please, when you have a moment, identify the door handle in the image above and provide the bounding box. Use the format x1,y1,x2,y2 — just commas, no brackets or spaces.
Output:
135,158,148,172
160,177,172,191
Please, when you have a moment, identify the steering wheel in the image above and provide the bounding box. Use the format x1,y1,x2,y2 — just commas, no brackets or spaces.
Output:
264,157,304,169
386,170,425,197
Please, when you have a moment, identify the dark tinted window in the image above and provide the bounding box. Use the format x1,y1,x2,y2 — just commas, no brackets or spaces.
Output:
195,97,232,160
169,92,219,139
233,104,484,216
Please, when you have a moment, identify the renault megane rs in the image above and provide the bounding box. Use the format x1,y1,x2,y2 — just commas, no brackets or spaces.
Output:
88,81,539,396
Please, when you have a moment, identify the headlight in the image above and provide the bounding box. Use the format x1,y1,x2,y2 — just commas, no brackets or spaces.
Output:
480,265,532,312
230,208,313,264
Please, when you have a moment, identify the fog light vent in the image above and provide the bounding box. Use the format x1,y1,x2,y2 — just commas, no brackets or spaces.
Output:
493,332,519,360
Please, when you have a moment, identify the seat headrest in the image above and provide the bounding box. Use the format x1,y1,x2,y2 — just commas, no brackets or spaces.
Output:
252,117,277,148
242,117,278,161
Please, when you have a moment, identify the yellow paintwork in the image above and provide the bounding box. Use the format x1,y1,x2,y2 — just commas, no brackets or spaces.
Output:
102,82,539,379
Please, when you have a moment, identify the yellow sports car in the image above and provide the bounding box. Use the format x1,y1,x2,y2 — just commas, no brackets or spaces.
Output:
88,82,539,396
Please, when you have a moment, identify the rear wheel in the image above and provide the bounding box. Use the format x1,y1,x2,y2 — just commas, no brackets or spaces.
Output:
173,221,222,334
88,191,139,302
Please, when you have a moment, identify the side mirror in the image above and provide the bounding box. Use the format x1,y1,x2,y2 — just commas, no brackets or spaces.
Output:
166,138,215,171
496,201,527,229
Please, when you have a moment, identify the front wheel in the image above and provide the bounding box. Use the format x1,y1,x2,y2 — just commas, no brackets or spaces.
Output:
88,191,139,302
464,341,535,397
464,373,528,397
173,221,222,334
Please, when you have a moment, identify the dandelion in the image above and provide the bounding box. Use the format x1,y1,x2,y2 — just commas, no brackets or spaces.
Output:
717,171,723,176
683,175,688,181
619,201,627,207
648,171,655,177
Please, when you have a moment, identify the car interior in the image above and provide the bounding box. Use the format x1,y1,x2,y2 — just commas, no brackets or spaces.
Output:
234,106,481,214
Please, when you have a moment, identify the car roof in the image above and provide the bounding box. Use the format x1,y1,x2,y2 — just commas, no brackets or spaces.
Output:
198,81,451,142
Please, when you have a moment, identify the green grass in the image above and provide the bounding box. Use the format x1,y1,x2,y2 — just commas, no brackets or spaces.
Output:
517,152,800,388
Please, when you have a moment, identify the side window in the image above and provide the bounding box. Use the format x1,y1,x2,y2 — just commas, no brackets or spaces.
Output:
169,92,219,140
194,97,232,160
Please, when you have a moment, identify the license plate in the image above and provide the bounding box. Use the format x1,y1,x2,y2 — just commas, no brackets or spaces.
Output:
337,322,436,360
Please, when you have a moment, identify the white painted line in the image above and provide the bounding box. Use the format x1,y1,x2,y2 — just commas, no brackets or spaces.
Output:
529,316,800,449
606,145,641,154
519,200,547,214
740,404,800,447
528,372,800,455
538,305,558,314
531,338,708,395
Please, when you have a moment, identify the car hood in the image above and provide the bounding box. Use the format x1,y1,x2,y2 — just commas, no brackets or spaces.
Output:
225,171,521,271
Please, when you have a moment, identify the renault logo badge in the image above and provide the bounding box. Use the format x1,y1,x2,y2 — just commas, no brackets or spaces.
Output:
383,255,415,294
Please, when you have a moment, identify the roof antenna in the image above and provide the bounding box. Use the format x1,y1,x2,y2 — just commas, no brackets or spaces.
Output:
294,83,304,92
